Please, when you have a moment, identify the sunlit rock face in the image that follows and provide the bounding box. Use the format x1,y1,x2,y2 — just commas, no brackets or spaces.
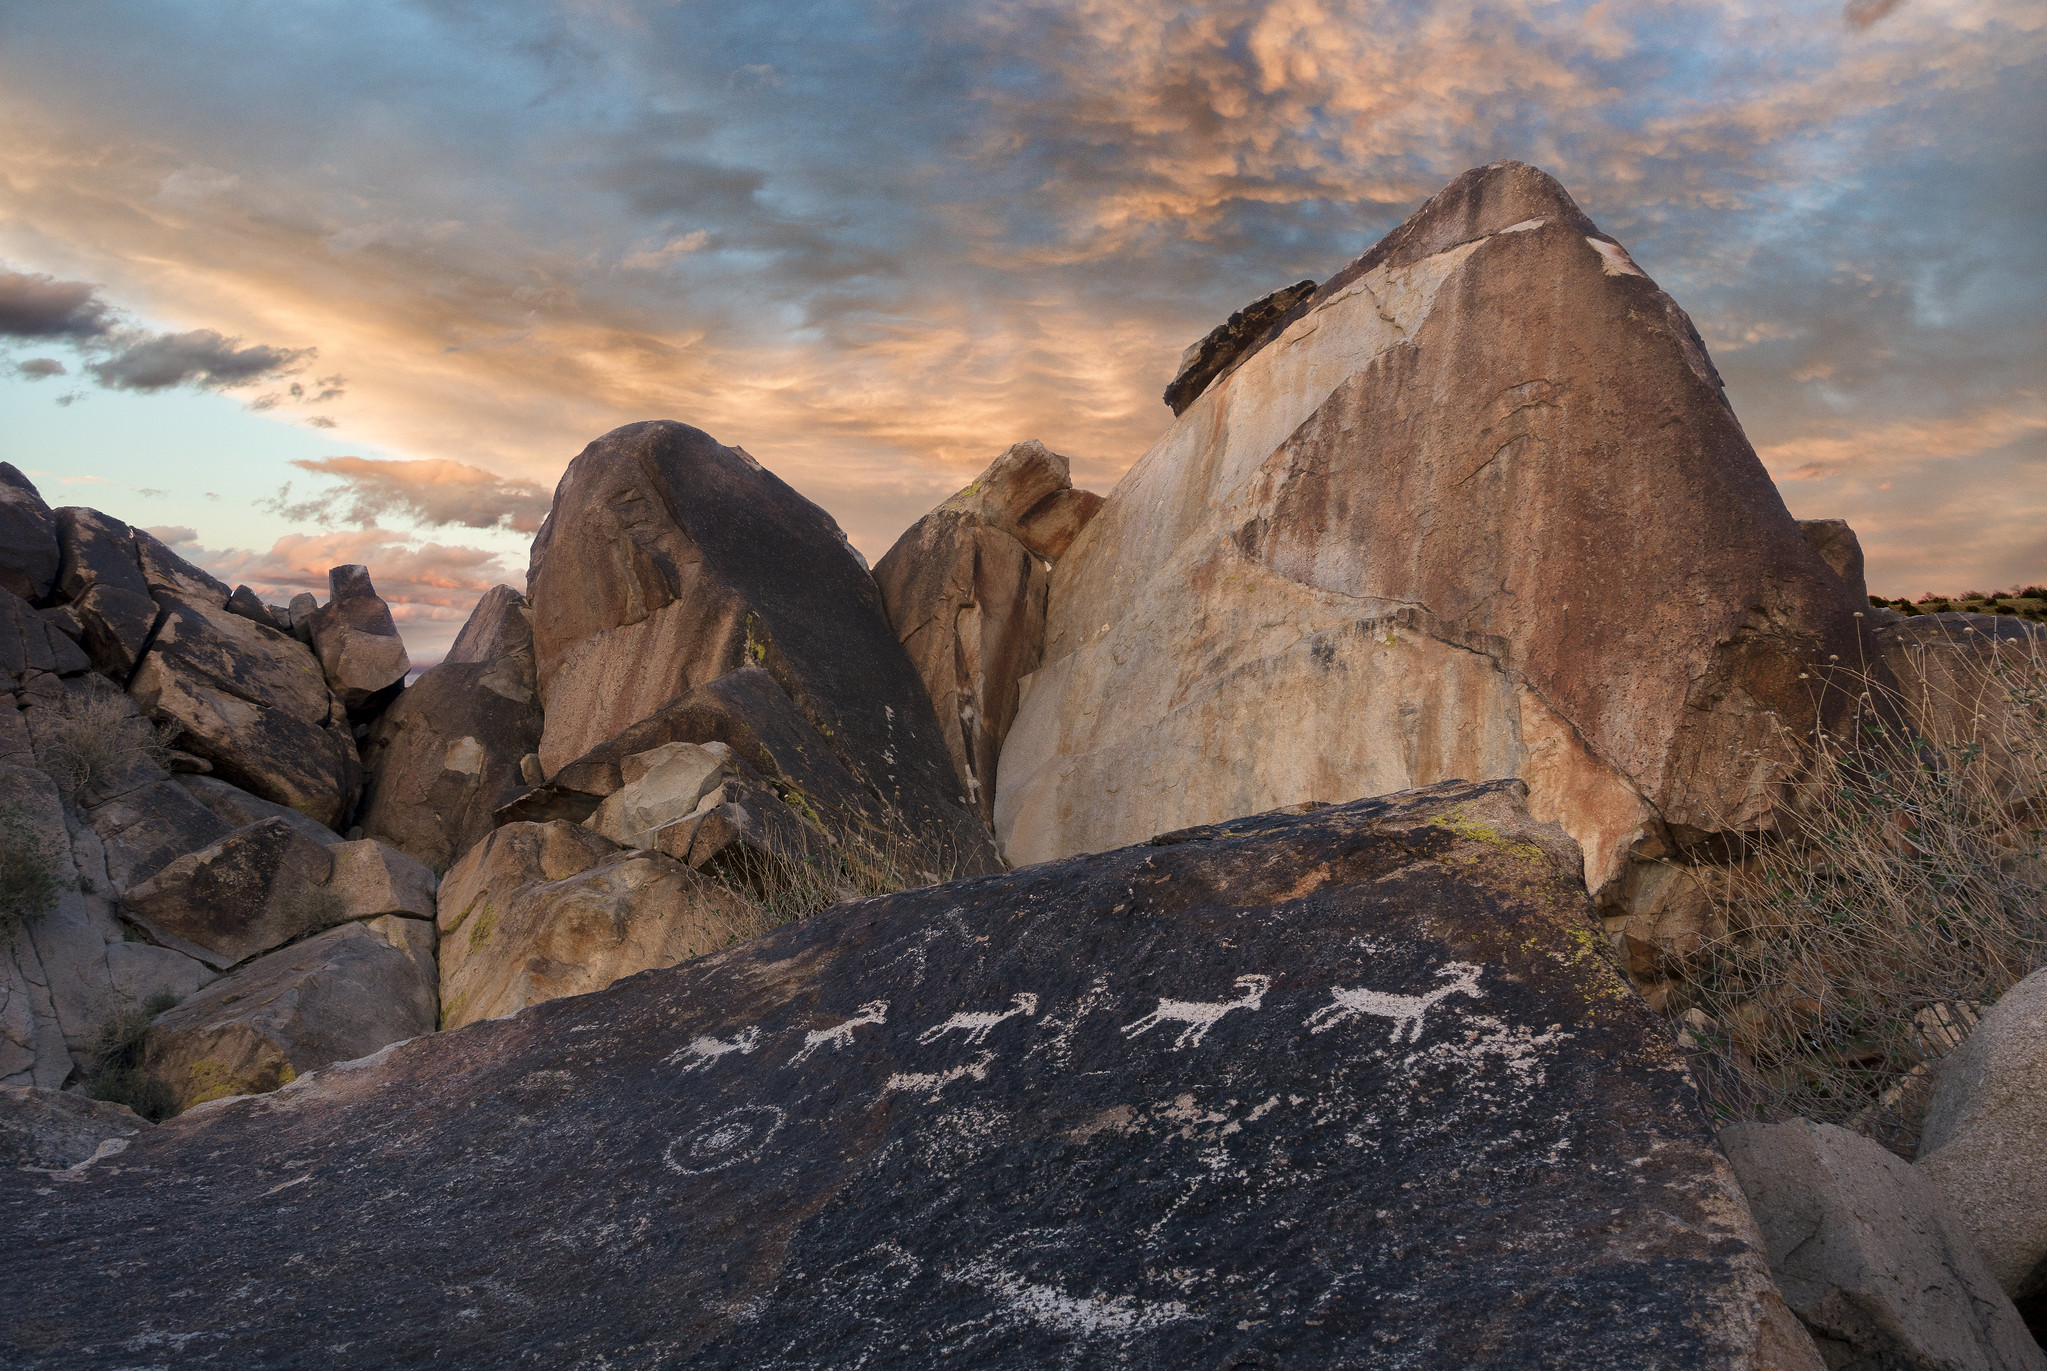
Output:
995,161,1862,894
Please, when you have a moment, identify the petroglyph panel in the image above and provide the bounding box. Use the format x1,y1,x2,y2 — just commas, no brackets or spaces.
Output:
1,782,1805,1371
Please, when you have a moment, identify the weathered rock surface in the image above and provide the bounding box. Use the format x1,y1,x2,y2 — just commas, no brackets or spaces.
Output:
0,781,1819,1369
139,918,438,1114
129,552,361,827
874,442,1106,822
119,818,341,970
0,463,59,605
583,740,734,848
1918,968,2047,1309
1796,519,1870,606
435,819,756,1031
0,1087,148,1170
52,506,159,680
1163,278,1318,415
526,420,998,874
82,776,234,891
175,773,343,848
325,838,437,921
0,585,90,689
357,584,542,872
1721,1119,2043,1371
1869,614,2047,803
307,563,410,716
996,161,1861,897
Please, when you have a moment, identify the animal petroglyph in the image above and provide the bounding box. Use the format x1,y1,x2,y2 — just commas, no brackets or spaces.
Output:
1121,975,1271,1049
1305,962,1484,1043
663,1025,761,1073
882,1051,996,1102
917,992,1039,1047
790,1000,889,1064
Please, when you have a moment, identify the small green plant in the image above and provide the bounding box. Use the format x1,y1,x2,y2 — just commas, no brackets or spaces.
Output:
0,801,63,937
39,690,177,802
80,991,180,1121
1669,620,2047,1154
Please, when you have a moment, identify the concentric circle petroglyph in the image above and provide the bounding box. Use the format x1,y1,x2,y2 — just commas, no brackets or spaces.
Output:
663,1105,787,1176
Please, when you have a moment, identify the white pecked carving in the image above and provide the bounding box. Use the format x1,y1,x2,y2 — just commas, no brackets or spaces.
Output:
790,1000,890,1064
882,1051,996,1101
917,992,1039,1047
1304,962,1484,1043
663,1025,761,1072
1121,975,1271,1049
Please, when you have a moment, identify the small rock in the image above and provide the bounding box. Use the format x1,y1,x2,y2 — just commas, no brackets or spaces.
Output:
584,741,732,849
0,1086,148,1170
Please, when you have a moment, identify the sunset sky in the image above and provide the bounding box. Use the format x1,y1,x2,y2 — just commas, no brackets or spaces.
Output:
2,0,2041,661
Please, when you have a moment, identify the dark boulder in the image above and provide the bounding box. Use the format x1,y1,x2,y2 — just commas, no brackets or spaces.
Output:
0,780,1817,1369
0,585,90,690
527,420,999,875
357,585,541,872
51,507,160,680
1162,278,1318,415
0,462,59,604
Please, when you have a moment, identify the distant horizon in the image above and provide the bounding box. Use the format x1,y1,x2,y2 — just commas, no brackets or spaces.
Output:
3,1,2041,661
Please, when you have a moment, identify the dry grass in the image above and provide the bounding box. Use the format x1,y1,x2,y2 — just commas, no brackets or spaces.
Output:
80,992,180,1122
1670,617,2046,1155
705,821,964,938
39,690,177,803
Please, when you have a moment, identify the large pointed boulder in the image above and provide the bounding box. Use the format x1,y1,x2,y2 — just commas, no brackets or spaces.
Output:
0,781,1820,1368
873,440,1109,822
995,161,1862,895
526,420,999,875
357,584,542,872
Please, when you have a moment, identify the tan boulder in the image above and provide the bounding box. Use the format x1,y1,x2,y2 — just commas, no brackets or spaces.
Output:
325,838,437,921
140,918,438,1113
525,420,998,874
583,741,733,849
1917,967,2047,1307
307,564,410,716
994,161,1860,894
435,819,756,1030
357,585,542,872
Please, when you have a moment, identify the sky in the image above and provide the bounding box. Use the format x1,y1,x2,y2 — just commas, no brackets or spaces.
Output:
1,0,2041,663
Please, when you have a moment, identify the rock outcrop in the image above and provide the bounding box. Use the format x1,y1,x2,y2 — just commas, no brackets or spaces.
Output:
0,462,59,605
1918,968,2047,1315
1722,1119,2043,1371
52,507,159,680
307,563,410,717
141,917,438,1114
434,819,756,1031
525,419,999,875
0,1087,148,1169
0,781,1819,1369
127,534,361,827
1796,519,1870,607
873,440,1104,822
357,584,542,872
996,161,1862,901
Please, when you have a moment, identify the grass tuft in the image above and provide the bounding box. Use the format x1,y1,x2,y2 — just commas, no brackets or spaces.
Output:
0,802,64,938
39,691,178,803
80,991,181,1122
1668,618,2046,1155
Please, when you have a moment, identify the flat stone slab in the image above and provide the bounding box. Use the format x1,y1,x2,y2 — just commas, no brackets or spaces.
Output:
0,781,1809,1369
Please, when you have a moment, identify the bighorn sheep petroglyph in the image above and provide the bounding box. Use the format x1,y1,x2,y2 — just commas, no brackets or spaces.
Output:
1305,963,1484,1043
664,1025,761,1073
1122,975,1271,1049
917,992,1040,1046
790,1000,889,1063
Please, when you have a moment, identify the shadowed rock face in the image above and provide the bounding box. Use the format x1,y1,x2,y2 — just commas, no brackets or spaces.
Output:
0,461,58,604
997,161,1861,896
527,420,999,874
0,781,1816,1370
1163,278,1317,415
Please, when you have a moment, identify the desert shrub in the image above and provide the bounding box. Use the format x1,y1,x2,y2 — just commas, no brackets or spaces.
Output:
39,691,176,802
80,991,180,1121
0,801,64,937
703,822,961,942
1670,621,2047,1155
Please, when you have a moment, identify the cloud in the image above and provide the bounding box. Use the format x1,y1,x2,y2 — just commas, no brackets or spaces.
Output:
13,357,65,378
146,525,199,545
263,456,553,533
0,269,113,340
1844,0,1905,28
87,328,311,392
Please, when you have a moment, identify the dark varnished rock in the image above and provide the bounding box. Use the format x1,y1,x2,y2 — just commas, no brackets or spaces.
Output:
0,462,59,604
0,780,1810,1369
